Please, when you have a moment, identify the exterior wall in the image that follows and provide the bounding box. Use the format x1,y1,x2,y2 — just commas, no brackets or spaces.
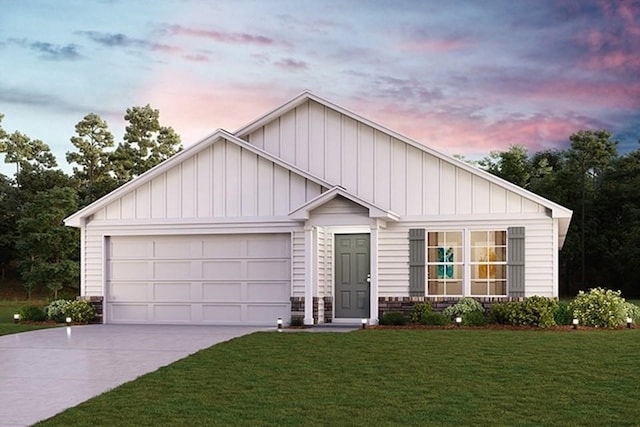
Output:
92,138,324,222
244,100,548,218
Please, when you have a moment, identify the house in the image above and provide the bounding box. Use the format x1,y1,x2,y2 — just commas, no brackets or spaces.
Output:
64,91,573,326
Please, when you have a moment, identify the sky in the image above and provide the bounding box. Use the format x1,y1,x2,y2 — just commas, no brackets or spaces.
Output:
1,0,639,176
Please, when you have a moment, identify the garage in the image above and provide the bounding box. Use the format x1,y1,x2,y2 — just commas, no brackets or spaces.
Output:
106,234,291,325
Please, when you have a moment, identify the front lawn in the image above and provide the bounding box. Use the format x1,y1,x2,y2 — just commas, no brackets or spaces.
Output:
36,329,640,426
0,302,59,336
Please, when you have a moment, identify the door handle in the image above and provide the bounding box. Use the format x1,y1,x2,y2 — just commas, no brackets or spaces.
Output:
366,273,371,283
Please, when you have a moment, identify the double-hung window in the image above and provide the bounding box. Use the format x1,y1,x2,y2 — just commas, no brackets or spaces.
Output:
470,231,507,296
427,231,463,295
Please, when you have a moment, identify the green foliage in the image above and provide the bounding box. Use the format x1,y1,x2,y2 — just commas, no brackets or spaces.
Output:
460,310,488,326
442,297,485,319
489,297,558,327
63,300,95,323
622,302,640,325
289,317,304,327
417,311,449,326
19,304,47,322
569,287,628,328
488,303,510,324
45,299,72,323
379,311,406,326
409,302,433,324
554,301,573,326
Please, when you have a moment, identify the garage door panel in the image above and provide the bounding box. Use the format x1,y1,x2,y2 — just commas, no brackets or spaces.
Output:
107,234,291,325
153,304,191,322
110,262,150,280
247,260,289,280
153,283,192,300
202,261,243,279
247,282,289,301
111,304,149,322
202,305,243,322
110,282,148,301
202,283,241,301
153,261,192,280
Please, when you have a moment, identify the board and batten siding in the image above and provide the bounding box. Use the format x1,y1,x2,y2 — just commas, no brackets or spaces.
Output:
93,139,324,222
244,100,547,218
376,218,557,298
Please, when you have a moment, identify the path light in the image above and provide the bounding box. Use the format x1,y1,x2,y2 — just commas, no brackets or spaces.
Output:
277,317,283,332
361,318,367,329
66,317,72,326
455,317,462,327
572,318,579,330
13,313,20,324
627,317,633,329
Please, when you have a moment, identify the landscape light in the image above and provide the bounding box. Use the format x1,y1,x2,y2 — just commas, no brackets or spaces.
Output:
66,317,72,326
572,318,579,330
361,318,367,329
277,317,283,332
455,317,462,327
627,317,633,329
13,313,20,324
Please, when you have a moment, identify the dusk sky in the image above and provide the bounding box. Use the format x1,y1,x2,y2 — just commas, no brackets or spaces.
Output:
1,0,639,176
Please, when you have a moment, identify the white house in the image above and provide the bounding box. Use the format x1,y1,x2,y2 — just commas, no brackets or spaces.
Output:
64,91,572,326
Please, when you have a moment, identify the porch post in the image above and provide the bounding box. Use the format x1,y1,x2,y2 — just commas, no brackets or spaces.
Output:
304,225,316,325
369,223,379,324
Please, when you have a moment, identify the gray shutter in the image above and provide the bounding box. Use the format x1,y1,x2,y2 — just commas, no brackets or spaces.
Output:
409,229,425,297
507,227,525,297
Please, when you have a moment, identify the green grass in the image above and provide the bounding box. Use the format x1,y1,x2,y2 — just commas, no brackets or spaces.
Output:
35,329,640,426
0,301,59,336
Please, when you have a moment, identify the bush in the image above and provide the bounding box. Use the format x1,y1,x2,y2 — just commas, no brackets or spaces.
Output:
512,296,557,328
622,302,640,325
289,317,304,327
410,302,433,324
19,305,47,322
489,303,511,324
418,312,449,326
554,301,573,326
379,311,406,326
63,300,95,323
460,310,489,326
442,298,485,320
45,299,71,323
569,287,628,328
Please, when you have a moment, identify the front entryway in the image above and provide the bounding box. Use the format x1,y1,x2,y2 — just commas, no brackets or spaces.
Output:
334,234,370,318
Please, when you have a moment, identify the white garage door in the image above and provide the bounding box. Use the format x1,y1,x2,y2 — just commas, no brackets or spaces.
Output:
106,234,291,325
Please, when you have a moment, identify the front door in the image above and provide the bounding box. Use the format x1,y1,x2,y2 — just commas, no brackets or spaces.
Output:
334,234,370,318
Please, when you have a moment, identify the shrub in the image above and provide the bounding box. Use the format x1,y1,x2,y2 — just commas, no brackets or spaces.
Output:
517,296,557,328
19,305,47,322
45,299,71,323
418,311,449,326
289,317,304,327
622,302,640,325
569,287,628,328
409,302,433,324
488,303,510,324
442,298,485,320
460,310,489,326
63,300,96,323
554,301,573,326
379,311,406,326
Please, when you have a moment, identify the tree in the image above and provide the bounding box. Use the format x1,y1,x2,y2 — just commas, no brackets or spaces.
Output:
16,186,79,299
566,130,618,290
0,131,57,186
479,145,531,188
111,105,182,183
66,113,117,206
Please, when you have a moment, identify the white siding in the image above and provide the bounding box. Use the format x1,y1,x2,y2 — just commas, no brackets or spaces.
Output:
93,138,324,222
291,229,305,297
245,100,547,217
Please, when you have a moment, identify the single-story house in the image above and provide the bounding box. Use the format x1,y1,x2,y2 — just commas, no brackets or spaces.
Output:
64,91,572,326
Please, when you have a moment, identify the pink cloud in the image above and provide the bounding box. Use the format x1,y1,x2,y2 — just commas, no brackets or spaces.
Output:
275,58,308,71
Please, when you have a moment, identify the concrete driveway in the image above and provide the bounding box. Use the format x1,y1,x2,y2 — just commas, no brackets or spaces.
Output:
0,324,267,427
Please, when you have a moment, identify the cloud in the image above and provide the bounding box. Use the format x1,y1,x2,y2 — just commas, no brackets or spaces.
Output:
158,24,278,46
275,58,308,71
0,84,115,116
6,38,81,60
77,31,181,54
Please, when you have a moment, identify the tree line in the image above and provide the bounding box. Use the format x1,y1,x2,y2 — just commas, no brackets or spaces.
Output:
0,108,637,298
0,106,182,298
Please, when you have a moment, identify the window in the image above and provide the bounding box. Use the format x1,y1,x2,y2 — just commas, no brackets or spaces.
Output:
470,231,507,296
427,231,463,295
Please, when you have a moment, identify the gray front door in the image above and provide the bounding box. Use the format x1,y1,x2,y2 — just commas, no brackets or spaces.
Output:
335,234,370,318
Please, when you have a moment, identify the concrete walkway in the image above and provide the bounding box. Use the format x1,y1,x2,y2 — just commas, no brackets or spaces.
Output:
0,325,267,427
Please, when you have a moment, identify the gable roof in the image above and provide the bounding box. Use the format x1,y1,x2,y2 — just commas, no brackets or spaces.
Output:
289,186,400,222
235,91,572,245
64,129,334,227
